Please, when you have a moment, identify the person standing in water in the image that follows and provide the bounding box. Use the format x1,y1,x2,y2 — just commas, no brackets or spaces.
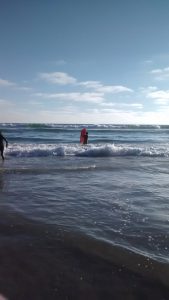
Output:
83,131,88,144
0,132,8,160
80,128,88,145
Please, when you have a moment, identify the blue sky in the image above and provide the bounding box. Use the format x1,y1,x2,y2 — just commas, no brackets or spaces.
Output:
1,0,169,124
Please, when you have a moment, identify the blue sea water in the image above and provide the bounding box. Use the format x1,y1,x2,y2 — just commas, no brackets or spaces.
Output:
0,123,169,299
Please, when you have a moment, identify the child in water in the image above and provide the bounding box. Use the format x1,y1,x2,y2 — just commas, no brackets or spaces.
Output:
0,132,8,160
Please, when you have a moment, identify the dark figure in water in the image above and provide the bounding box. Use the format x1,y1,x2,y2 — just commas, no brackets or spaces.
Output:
0,132,8,160
84,132,88,144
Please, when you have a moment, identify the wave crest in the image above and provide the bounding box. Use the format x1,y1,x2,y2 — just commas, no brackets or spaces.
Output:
6,143,169,158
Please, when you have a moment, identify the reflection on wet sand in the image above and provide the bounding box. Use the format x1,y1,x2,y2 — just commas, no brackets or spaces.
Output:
0,212,167,300
0,163,4,191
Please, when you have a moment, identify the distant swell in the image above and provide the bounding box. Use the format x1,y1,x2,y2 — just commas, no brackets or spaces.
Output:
0,123,167,130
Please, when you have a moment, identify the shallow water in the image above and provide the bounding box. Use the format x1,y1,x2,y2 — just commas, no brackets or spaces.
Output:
0,123,169,299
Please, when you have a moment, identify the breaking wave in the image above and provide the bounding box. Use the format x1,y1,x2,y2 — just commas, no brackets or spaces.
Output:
6,143,169,158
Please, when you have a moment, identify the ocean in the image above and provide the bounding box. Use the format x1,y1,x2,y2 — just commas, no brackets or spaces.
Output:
0,123,169,299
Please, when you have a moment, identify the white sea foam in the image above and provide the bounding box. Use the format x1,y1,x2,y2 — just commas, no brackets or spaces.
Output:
6,143,169,158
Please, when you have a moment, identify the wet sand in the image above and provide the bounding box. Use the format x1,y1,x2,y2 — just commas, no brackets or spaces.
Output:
0,218,168,300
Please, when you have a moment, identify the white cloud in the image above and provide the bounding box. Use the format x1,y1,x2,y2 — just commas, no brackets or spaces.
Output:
130,103,143,109
38,72,133,95
24,108,138,124
150,67,169,80
100,102,115,107
0,99,7,104
119,103,143,109
0,78,15,87
53,60,66,65
100,102,143,109
1,103,169,124
144,60,153,64
0,78,31,91
140,86,158,93
79,81,102,89
96,85,133,93
15,86,32,91
34,92,104,103
0,98,15,108
39,72,77,85
79,80,133,94
147,89,169,105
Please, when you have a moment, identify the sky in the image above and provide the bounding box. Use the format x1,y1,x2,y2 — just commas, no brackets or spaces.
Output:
1,0,169,124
